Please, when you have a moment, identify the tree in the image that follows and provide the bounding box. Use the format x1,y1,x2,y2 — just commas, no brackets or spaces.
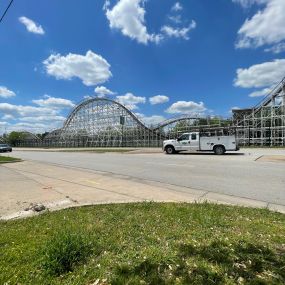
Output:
7,131,27,146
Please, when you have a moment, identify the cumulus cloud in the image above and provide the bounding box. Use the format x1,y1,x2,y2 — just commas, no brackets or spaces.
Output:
0,95,76,133
32,95,75,109
94,86,116,96
235,0,285,50
248,86,276,97
116,93,146,110
83,95,94,100
161,21,196,40
2,114,14,120
19,16,45,35
171,2,183,12
104,0,162,44
232,0,267,8
19,116,66,123
234,59,285,88
104,0,194,44
149,95,169,105
3,122,61,134
43,50,112,86
0,103,58,118
135,113,166,126
166,101,207,115
264,42,285,54
168,15,182,24
0,86,16,98
0,121,8,127
0,100,69,133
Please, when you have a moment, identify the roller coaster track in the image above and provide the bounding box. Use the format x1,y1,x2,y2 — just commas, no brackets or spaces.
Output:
151,116,201,131
252,77,285,113
63,97,151,131
234,77,285,127
62,97,201,133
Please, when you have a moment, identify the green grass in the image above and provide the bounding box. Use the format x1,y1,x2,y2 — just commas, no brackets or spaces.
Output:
59,148,136,153
0,203,284,284
0,155,21,164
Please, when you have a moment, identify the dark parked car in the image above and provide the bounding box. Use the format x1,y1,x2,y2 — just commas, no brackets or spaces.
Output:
0,144,12,152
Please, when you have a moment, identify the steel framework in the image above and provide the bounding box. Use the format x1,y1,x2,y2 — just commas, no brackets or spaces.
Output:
233,77,285,146
8,77,285,147
58,98,162,147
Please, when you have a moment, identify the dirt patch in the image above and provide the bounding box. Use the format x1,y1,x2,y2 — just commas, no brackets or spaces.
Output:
256,155,285,163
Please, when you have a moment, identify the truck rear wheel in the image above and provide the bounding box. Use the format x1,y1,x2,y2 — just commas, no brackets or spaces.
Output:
214,145,225,155
165,145,175,154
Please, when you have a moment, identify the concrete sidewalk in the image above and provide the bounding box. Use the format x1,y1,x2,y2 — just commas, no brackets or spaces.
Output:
1,160,284,220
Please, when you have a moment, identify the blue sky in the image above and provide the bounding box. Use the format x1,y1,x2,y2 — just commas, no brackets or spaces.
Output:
0,0,285,133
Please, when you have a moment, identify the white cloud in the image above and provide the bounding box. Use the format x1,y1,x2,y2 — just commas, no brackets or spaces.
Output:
248,86,275,97
234,59,285,88
264,42,285,54
0,121,8,127
104,0,196,44
135,113,166,126
43,50,112,86
116,92,146,110
19,16,45,35
166,101,207,115
161,21,196,40
94,86,116,96
0,102,67,133
4,122,60,134
168,15,182,24
83,95,94,100
32,95,75,109
2,114,14,120
171,2,183,12
235,0,285,49
149,95,169,105
0,103,57,117
105,0,162,44
232,0,266,8
19,116,66,123
0,86,16,98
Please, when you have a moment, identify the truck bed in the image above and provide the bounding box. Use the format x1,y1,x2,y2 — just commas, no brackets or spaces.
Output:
200,135,237,151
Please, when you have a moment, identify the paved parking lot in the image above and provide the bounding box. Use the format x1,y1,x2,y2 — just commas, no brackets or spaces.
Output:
1,148,285,219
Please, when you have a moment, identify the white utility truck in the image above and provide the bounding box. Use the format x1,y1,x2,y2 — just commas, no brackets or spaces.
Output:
163,132,239,155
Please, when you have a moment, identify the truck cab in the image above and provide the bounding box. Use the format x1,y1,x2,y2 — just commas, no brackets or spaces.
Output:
163,132,199,154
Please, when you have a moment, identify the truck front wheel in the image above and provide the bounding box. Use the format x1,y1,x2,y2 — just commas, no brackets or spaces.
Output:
165,145,175,154
214,145,225,155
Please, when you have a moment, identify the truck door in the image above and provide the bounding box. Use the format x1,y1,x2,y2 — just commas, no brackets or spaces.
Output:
189,132,199,151
176,134,191,151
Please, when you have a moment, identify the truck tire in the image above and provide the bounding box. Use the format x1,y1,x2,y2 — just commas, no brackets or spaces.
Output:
214,145,225,155
165,145,175,154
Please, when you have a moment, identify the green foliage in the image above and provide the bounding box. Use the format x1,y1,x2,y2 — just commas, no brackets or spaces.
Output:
41,229,93,276
6,131,27,146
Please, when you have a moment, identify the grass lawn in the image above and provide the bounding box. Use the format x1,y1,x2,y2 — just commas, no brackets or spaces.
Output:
0,203,284,284
0,155,21,164
60,148,136,153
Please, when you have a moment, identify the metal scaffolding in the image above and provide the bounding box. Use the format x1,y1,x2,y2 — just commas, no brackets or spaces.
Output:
7,77,285,147
18,98,227,148
57,98,163,147
233,77,285,146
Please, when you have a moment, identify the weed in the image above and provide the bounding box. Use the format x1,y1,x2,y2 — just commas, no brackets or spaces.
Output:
41,229,93,276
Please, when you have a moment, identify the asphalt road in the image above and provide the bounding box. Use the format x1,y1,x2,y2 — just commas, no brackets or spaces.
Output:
6,148,285,206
